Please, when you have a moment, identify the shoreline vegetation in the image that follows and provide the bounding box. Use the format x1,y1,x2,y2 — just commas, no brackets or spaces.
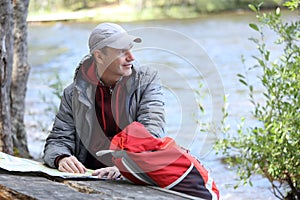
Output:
27,1,284,23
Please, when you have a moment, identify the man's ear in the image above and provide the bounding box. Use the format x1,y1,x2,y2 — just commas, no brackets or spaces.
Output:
93,50,104,64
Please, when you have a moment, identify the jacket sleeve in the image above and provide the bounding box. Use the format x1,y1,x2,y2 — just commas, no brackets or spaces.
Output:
43,84,76,168
135,66,166,138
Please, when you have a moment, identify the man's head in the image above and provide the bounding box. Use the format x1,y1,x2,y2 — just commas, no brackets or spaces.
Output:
88,23,141,53
89,23,141,85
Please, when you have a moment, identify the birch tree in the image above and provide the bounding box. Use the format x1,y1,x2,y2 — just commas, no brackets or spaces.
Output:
11,0,31,158
0,0,14,154
0,0,30,157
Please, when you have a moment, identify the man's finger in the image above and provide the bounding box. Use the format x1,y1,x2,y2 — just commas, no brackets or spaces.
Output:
66,160,80,173
92,168,108,179
74,161,87,173
60,162,75,173
58,156,86,173
68,157,86,173
92,167,120,179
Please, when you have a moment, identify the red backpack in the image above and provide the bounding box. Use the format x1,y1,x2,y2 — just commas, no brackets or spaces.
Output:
97,122,219,200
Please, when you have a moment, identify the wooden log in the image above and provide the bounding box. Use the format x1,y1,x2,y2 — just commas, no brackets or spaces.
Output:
0,169,195,199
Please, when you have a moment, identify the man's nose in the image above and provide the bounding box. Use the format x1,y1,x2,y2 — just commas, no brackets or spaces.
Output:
125,50,135,62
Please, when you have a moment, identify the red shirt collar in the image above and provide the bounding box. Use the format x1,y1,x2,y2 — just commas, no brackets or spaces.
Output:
81,59,98,85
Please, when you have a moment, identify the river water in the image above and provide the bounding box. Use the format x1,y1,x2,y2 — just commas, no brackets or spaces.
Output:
26,11,296,200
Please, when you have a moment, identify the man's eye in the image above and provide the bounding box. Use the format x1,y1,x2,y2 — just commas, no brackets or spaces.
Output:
116,49,124,54
118,50,127,56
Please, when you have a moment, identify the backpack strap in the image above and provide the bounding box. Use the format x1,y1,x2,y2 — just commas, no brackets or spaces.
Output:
165,162,194,189
96,150,157,186
96,150,115,157
120,152,158,186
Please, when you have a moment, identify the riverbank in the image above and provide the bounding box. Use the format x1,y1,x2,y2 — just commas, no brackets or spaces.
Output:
27,3,253,23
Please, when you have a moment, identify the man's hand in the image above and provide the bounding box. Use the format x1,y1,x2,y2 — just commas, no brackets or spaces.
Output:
58,155,87,174
92,166,121,180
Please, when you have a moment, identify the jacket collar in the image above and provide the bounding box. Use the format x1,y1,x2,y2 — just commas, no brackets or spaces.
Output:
73,55,139,104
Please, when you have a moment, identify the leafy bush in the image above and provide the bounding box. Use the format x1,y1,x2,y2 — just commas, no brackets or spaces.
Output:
215,1,300,199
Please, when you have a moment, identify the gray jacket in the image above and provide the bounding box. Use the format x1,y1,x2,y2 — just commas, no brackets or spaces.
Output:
43,57,165,168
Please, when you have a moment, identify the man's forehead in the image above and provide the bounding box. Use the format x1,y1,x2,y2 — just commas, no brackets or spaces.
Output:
107,43,134,51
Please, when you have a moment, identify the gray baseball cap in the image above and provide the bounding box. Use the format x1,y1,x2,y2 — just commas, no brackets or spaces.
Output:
88,23,142,53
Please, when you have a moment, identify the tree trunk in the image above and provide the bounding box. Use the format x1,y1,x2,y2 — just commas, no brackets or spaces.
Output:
82,0,87,8
0,0,14,155
11,0,31,158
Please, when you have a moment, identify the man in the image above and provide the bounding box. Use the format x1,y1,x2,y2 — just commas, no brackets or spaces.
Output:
43,23,166,179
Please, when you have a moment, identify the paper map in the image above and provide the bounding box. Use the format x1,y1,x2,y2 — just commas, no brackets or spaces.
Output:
0,152,98,179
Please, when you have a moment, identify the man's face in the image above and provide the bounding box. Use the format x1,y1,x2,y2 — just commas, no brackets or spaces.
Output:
100,46,135,80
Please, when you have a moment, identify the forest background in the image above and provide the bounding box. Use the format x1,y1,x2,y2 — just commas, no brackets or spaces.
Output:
28,0,287,22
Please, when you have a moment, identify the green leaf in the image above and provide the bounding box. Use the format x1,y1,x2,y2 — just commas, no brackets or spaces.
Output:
239,79,248,86
258,2,264,8
249,23,260,31
249,85,253,92
237,73,245,79
275,7,281,16
248,4,257,12
264,51,270,61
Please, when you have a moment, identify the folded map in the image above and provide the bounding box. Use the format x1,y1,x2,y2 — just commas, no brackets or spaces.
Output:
0,151,98,179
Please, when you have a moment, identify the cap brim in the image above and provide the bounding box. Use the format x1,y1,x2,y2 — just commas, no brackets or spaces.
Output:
107,34,142,49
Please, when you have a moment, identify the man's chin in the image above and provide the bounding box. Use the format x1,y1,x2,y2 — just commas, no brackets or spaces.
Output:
123,69,132,77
